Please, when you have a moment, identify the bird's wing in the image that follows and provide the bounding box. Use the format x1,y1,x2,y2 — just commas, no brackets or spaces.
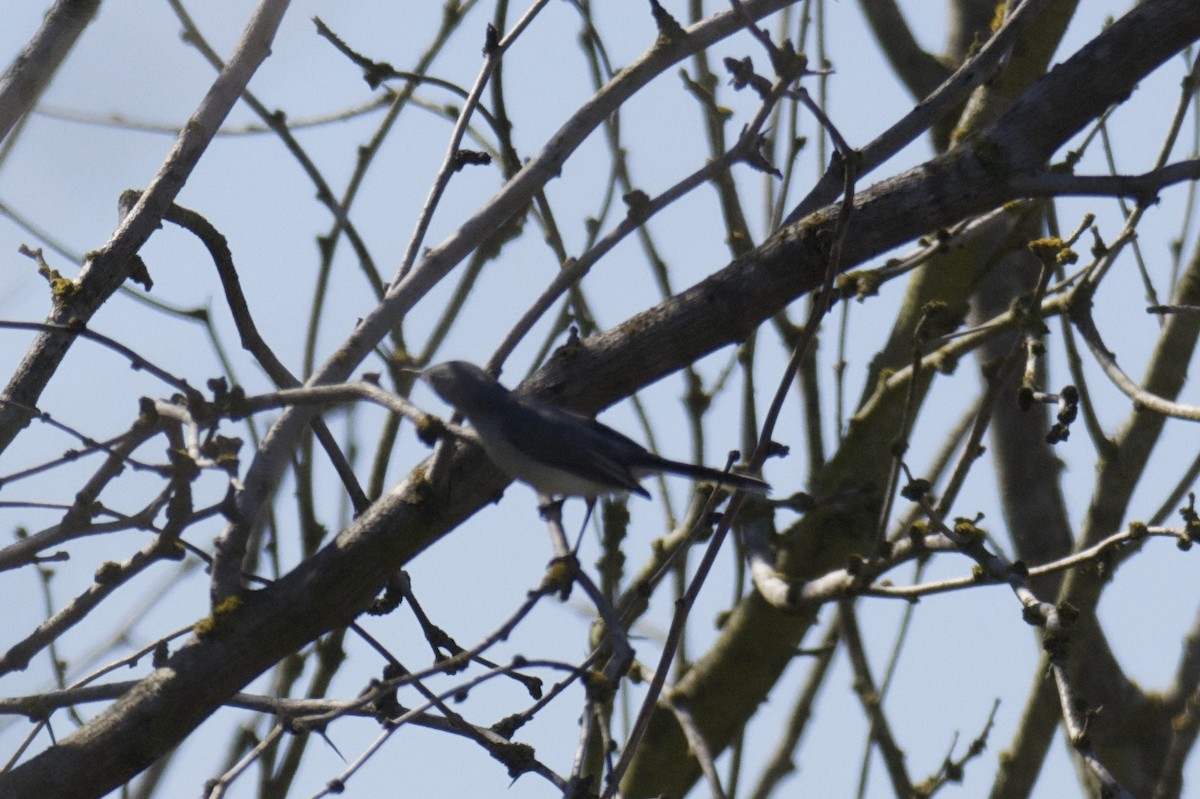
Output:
497,397,650,495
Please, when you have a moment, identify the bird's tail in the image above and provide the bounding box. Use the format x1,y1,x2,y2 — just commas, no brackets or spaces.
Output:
648,456,770,495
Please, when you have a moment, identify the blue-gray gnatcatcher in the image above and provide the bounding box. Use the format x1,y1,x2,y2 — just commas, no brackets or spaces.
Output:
417,361,769,499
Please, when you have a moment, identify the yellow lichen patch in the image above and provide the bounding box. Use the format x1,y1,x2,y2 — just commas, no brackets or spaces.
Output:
194,594,245,637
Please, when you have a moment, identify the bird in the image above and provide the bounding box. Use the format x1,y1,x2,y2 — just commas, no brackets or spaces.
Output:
415,360,769,500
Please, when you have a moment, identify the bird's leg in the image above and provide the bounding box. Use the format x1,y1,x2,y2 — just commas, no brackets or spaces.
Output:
537,495,566,522
573,497,596,553
538,494,575,563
